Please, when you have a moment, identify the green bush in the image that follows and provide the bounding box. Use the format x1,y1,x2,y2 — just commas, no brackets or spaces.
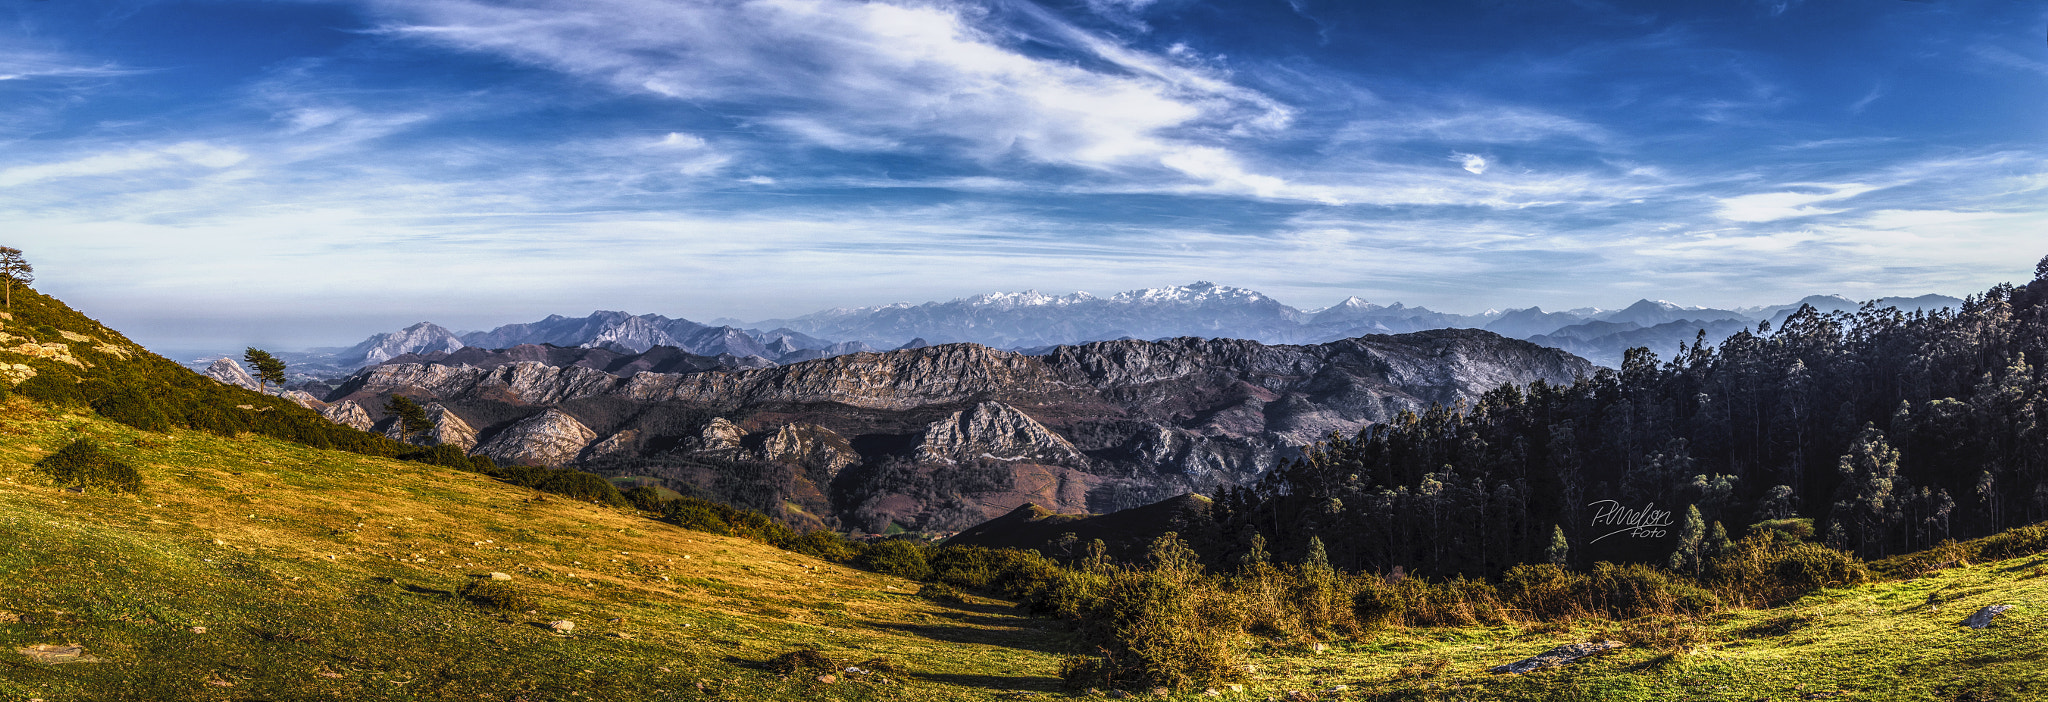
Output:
1061,569,1242,691
493,465,629,507
622,485,670,512
398,443,478,471
1973,523,2048,561
787,530,858,562
1707,535,1866,606
36,438,141,493
917,582,966,605
1351,577,1406,630
856,539,932,580
1583,562,1717,618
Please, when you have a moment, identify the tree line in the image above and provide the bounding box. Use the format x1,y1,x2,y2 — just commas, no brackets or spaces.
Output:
1191,255,2048,578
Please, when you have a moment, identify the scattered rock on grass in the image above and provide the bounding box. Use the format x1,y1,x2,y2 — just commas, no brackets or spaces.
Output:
1488,640,1623,674
549,620,575,633
19,644,98,664
1962,605,2015,629
816,674,837,684
489,572,513,581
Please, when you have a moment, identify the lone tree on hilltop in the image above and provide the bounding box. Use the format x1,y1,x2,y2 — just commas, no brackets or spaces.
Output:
243,348,287,395
385,395,431,439
0,247,31,311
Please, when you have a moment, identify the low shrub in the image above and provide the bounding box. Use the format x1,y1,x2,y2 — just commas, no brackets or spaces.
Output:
397,443,480,471
1973,523,2048,562
787,530,858,563
917,582,966,605
493,465,629,507
1498,563,1589,621
1707,535,1867,606
855,539,932,581
1061,569,1242,692
1584,562,1718,619
36,438,140,493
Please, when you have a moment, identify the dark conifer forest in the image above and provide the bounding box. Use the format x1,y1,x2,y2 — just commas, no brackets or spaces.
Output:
1209,257,2048,578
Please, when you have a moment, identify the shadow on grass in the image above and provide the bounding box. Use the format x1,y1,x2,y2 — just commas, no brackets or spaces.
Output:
910,671,1063,693
865,612,1072,654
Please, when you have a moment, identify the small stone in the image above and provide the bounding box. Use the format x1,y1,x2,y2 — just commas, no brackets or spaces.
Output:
549,620,575,633
1311,642,1328,653
816,674,837,684
489,572,513,581
18,644,98,664
1325,685,1349,692
1962,604,2015,629
1203,689,1221,698
189,626,207,634
610,632,633,639
1151,688,1171,697
1228,685,1244,692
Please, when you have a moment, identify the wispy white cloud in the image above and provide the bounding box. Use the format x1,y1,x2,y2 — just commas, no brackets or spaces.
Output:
1454,152,1489,175
0,142,248,187
364,0,1294,195
1714,182,1880,222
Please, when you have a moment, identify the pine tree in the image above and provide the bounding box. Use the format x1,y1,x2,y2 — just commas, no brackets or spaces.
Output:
1302,535,1331,575
385,395,431,439
243,347,287,394
1706,521,1732,560
1545,524,1569,566
0,246,31,311
1669,504,1705,576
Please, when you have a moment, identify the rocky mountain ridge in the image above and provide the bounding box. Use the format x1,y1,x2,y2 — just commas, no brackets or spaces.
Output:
319,329,1593,533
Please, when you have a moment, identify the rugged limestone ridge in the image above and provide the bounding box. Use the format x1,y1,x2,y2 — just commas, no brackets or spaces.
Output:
472,409,597,468
280,390,324,411
320,400,374,431
321,329,1594,531
915,401,1084,465
204,358,260,392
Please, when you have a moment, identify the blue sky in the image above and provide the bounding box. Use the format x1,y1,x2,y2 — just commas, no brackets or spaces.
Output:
5,0,2047,351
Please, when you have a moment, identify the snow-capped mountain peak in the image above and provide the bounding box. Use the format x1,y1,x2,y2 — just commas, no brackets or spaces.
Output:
1108,281,1268,305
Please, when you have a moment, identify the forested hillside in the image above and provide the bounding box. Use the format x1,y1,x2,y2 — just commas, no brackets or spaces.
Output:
1203,256,2048,577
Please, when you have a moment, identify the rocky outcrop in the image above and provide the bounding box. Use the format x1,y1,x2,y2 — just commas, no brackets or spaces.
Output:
1962,605,2014,629
756,423,861,478
321,400,375,431
472,409,596,468
686,417,747,453
281,390,325,411
580,429,642,463
205,358,260,392
1117,424,1278,478
1488,641,1623,674
379,402,479,450
916,402,1084,465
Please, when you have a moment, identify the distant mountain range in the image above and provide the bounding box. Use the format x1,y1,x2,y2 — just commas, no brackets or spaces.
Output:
180,284,1967,377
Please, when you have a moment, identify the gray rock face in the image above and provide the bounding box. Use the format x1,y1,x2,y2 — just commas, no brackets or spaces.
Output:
755,423,861,477
917,402,1083,465
472,409,597,467
205,358,260,392
321,400,375,431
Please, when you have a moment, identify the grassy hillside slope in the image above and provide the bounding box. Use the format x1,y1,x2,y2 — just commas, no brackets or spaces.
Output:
0,403,1067,701
5,398,2043,701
